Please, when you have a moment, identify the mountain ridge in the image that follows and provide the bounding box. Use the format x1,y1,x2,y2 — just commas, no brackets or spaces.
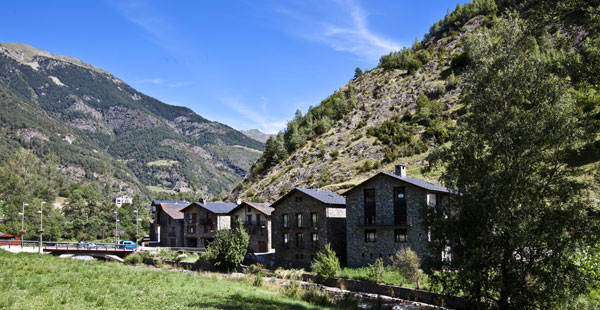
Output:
0,42,264,200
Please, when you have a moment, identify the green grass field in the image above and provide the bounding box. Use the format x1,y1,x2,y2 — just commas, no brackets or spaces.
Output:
0,251,330,310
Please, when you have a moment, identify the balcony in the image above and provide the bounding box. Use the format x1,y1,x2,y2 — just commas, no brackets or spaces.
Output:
198,218,216,225
359,215,413,228
243,220,267,227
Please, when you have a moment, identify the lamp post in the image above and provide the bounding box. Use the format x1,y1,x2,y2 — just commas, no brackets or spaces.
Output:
114,211,119,245
38,201,45,253
18,202,28,247
133,209,139,249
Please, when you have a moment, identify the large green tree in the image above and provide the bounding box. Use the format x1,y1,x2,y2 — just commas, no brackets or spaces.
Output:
424,16,600,308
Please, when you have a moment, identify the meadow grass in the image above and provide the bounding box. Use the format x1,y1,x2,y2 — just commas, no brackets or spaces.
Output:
0,250,331,310
337,266,428,289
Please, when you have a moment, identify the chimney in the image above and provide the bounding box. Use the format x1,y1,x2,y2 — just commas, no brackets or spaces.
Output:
395,164,407,177
200,198,206,204
236,198,242,205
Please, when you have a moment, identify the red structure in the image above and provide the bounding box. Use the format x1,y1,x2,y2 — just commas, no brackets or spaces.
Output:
0,233,21,246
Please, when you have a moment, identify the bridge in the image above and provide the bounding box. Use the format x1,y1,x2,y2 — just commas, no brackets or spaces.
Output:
1,240,135,262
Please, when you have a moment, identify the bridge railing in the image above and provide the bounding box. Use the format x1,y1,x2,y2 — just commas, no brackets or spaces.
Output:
0,240,134,251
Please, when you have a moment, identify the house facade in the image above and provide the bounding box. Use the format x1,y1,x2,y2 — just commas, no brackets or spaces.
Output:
153,202,188,247
344,165,452,267
115,195,133,207
229,201,274,253
149,200,188,245
181,202,236,248
271,188,346,269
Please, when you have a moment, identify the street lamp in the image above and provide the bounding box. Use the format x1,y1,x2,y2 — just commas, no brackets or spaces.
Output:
18,202,28,247
38,201,45,253
133,209,139,249
114,211,119,245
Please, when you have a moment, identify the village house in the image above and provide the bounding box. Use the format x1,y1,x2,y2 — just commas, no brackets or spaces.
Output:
150,201,189,247
115,195,133,207
181,201,236,248
344,164,452,267
271,188,346,269
150,200,188,247
228,201,274,253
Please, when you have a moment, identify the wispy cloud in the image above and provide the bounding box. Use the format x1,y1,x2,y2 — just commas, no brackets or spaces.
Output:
219,97,287,134
137,78,193,88
273,0,402,62
109,0,195,61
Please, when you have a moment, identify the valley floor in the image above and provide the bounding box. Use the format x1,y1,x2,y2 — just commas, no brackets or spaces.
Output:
0,251,328,310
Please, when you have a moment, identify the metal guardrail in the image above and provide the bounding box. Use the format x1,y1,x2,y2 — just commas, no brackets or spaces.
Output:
0,240,134,251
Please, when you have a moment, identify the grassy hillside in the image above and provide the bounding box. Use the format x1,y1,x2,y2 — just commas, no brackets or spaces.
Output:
231,0,600,202
0,43,264,199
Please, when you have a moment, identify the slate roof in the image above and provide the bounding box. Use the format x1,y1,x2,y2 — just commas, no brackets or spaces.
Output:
381,172,452,193
182,202,237,215
343,172,452,195
229,202,274,216
158,203,187,220
152,200,188,206
296,188,346,205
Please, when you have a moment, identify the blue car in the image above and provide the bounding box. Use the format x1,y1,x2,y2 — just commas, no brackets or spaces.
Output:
117,240,137,249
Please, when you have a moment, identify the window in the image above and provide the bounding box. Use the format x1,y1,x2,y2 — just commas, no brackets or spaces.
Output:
295,253,304,260
427,193,437,208
394,187,407,225
311,212,318,228
247,205,252,213
394,229,407,242
296,213,303,228
282,214,288,228
365,230,376,242
296,233,304,248
295,196,303,202
283,233,289,247
246,215,252,225
364,189,376,224
311,233,318,248
187,225,195,234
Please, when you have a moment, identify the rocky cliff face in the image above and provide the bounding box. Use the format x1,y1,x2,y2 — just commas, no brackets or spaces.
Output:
0,43,263,199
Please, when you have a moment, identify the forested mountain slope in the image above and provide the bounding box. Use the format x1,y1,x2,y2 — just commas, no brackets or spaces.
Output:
231,0,600,203
0,43,263,199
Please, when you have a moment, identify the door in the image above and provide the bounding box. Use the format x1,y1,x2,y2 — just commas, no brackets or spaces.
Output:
394,187,407,224
258,241,267,252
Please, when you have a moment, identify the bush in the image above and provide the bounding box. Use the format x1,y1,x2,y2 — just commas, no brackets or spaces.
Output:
204,219,249,270
310,243,341,278
253,272,264,287
368,258,385,284
124,254,143,265
392,248,421,289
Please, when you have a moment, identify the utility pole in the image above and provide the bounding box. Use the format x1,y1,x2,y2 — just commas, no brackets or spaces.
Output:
18,202,28,247
38,201,45,253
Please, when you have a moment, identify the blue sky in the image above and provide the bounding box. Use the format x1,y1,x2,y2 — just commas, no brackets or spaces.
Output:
1,0,465,134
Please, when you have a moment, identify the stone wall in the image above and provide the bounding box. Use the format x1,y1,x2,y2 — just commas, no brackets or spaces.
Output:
346,174,450,267
272,190,345,268
156,209,184,247
230,206,272,252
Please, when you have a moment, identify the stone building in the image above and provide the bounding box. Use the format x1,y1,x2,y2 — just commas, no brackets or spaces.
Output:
344,164,452,267
229,201,274,253
149,200,188,245
271,188,346,268
181,202,236,248
153,202,188,247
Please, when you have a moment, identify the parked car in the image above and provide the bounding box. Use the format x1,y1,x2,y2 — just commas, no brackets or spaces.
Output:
117,240,137,249
77,242,98,249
